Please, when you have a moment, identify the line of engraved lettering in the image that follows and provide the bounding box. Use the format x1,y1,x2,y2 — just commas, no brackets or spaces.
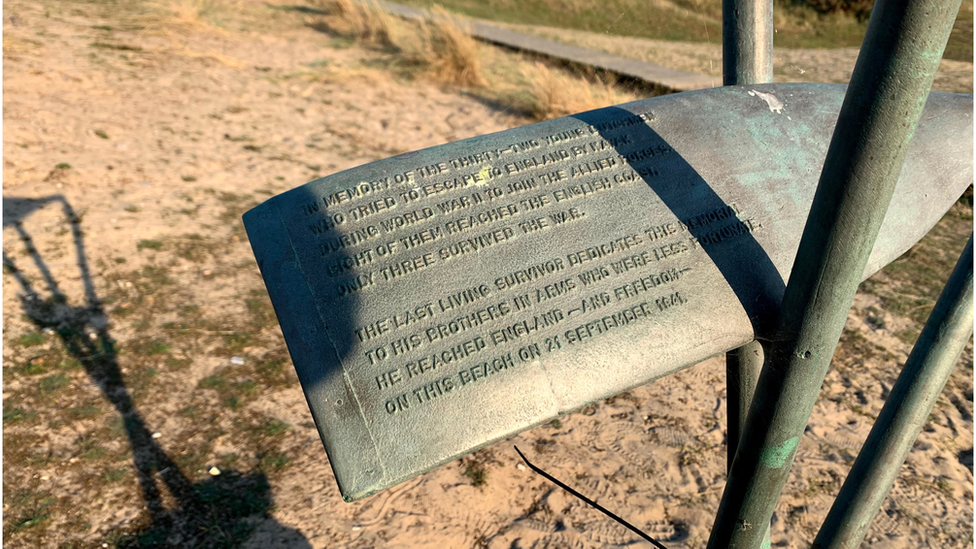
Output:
481,187,504,201
567,233,643,266
449,151,495,170
379,252,436,281
436,194,477,215
397,187,424,205
326,248,375,277
536,169,568,186
679,204,740,231
355,303,437,342
489,308,565,345
443,203,520,235
495,257,566,291
336,272,375,297
504,150,571,175
655,291,687,311
552,177,613,202
577,264,612,287
384,352,519,415
457,352,520,387
398,226,445,251
376,367,404,392
512,293,532,311
320,175,412,209
608,250,654,275
437,226,515,261
365,293,542,385
307,212,346,234
421,167,503,199
544,128,587,145
517,206,586,233
404,336,487,379
611,267,690,303
649,239,690,261
544,334,563,352
495,140,541,156
689,218,762,248
317,225,381,255
505,176,539,196
425,301,513,344
437,283,493,312
548,207,585,226
348,196,397,221
585,112,655,133
564,300,659,344
565,290,612,317
567,135,634,158
614,166,660,183
384,391,414,414
518,216,549,235
621,144,673,165
378,206,435,234
569,155,617,177
534,277,577,304
519,193,550,212
412,376,456,405
390,333,424,356
644,222,680,242
414,161,450,179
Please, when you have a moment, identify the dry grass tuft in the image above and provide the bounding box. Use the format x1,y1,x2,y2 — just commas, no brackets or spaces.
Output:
310,1,484,87
420,7,486,87
310,0,397,49
522,62,630,120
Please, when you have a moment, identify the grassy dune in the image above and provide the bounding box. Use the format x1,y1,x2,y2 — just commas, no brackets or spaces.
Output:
396,0,974,61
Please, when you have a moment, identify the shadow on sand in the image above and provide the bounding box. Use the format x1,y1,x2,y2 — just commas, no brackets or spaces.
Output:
3,195,311,548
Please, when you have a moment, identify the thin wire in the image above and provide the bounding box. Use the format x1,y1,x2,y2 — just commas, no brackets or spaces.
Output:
513,446,670,549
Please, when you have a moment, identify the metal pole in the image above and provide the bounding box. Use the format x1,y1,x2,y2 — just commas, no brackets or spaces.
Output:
722,0,773,85
707,0,962,546
722,0,773,480
721,0,773,545
726,341,764,470
813,235,974,549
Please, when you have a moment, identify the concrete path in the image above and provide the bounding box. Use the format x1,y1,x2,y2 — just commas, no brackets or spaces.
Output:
377,1,719,92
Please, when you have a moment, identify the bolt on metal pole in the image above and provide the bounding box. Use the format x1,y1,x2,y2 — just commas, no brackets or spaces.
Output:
813,234,974,549
706,0,963,546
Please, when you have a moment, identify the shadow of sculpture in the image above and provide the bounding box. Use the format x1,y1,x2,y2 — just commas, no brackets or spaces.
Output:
574,107,788,336
3,195,312,548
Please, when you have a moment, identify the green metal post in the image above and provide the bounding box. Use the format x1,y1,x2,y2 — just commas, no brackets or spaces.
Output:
706,0,962,547
812,235,974,549
722,0,773,85
722,0,772,491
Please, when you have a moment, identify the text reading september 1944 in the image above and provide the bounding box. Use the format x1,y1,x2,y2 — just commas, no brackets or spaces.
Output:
294,113,762,417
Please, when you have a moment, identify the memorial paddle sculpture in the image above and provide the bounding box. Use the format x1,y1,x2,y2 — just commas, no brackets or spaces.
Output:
243,83,972,502
245,0,976,542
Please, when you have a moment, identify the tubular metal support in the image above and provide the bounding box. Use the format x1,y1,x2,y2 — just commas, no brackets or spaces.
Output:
707,0,963,547
722,0,773,476
722,0,773,544
722,0,774,85
813,235,974,549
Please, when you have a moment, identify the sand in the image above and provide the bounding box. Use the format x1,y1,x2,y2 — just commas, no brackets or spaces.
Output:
2,0,972,547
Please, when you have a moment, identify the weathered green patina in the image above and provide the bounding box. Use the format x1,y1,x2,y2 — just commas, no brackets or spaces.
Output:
813,235,974,549
707,0,964,547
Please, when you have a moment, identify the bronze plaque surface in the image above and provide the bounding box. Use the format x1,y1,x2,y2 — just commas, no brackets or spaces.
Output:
244,84,973,501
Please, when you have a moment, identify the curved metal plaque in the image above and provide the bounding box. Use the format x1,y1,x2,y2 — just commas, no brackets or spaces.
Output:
243,83,973,501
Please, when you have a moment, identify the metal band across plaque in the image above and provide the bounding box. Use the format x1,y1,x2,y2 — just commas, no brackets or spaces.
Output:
243,83,973,501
